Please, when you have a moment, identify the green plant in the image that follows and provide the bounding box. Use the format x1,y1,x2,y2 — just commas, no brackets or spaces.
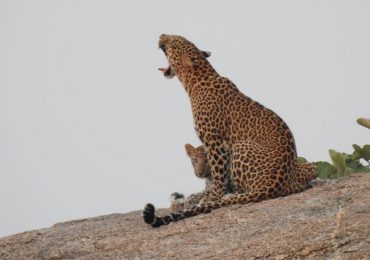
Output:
315,144,370,179
315,161,336,179
297,157,308,164
308,118,370,179
353,144,370,163
357,118,370,130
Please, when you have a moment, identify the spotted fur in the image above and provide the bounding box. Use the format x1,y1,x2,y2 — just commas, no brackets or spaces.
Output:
143,34,316,227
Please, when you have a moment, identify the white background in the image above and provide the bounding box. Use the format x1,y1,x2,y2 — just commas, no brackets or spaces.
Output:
0,1,369,237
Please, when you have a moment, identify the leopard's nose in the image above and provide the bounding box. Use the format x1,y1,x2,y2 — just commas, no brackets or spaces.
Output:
159,34,169,49
159,34,170,42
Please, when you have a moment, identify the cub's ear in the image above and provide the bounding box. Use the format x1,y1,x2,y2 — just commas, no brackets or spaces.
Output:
196,145,206,153
185,143,195,156
201,51,211,58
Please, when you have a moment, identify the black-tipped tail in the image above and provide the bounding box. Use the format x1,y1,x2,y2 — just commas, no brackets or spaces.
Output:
143,192,278,228
142,203,156,225
143,203,198,228
143,203,173,228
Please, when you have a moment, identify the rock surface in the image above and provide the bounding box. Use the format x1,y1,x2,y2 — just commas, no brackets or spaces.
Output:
1,173,370,259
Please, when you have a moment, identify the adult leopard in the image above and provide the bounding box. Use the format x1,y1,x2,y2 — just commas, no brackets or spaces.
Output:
143,34,316,227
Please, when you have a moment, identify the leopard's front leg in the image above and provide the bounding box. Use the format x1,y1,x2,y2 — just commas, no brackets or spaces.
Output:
199,142,230,202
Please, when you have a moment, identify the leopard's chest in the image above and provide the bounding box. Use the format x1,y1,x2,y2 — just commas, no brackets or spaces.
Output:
193,118,202,139
189,83,230,143
192,111,219,144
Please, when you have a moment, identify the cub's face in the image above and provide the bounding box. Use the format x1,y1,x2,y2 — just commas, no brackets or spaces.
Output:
185,144,211,179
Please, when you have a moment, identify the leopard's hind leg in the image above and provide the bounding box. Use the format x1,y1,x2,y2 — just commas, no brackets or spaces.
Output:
288,162,317,192
230,141,295,197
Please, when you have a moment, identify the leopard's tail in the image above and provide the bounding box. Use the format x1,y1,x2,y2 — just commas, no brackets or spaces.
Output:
143,192,266,228
295,162,317,183
284,162,318,194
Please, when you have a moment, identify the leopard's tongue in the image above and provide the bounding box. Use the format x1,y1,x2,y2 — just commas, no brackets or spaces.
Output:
158,67,168,73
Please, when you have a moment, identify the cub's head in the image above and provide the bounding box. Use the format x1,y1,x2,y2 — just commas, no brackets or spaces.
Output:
184,144,211,179
158,34,211,79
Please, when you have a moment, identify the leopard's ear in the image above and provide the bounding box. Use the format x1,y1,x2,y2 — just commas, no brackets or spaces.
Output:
183,51,210,67
201,50,211,58
185,143,196,157
183,54,200,67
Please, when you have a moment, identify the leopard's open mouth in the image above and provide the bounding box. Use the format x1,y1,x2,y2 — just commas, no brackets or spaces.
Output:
158,42,175,79
158,66,174,79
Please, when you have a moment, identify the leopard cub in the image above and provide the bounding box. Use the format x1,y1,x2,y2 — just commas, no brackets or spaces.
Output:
170,144,212,211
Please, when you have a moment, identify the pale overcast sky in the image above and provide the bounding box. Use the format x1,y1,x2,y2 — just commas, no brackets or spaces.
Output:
0,1,369,237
